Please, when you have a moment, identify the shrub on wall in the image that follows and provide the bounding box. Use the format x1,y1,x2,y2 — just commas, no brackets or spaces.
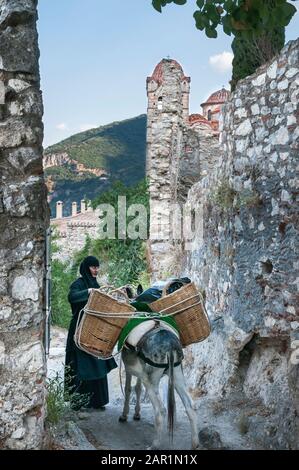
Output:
231,6,285,90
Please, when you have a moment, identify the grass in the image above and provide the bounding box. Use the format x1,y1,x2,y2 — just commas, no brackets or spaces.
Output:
211,180,260,212
46,368,90,426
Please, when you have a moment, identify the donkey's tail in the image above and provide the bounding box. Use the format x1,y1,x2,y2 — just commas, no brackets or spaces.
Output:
167,350,175,441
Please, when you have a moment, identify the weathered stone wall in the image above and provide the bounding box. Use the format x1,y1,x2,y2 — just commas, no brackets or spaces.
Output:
146,60,189,281
178,126,220,202
0,0,49,449
182,39,299,449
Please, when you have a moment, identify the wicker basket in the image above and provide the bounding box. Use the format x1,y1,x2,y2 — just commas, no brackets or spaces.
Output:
75,288,135,358
150,282,210,347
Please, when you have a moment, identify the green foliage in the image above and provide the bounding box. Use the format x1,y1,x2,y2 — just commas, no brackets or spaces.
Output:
45,166,97,182
45,115,146,179
231,1,285,89
152,0,294,86
46,368,90,425
50,180,150,329
152,0,297,38
51,259,73,329
212,181,261,212
45,115,147,217
50,229,73,328
211,180,236,210
74,179,150,287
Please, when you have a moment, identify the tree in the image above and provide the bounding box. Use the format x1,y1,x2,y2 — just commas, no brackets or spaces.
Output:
231,13,285,89
152,0,297,39
152,0,297,87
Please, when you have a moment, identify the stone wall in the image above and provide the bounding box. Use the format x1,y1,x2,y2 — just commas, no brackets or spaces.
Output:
0,0,48,449
182,39,299,449
178,126,220,202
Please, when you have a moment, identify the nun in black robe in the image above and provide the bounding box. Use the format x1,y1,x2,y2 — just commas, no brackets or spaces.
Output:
65,256,117,409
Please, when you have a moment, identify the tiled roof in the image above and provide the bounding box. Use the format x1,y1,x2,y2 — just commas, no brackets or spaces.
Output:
201,88,230,106
189,113,210,124
147,58,190,86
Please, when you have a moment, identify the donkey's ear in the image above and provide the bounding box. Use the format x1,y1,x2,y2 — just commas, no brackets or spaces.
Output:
125,286,133,299
137,284,143,296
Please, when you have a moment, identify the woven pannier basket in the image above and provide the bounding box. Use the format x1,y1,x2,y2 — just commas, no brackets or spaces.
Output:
150,282,210,347
75,289,135,358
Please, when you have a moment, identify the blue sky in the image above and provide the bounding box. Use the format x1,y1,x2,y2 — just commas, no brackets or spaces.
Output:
37,0,299,147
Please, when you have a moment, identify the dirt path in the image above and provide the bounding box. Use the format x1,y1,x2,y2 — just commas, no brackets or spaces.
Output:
47,327,253,450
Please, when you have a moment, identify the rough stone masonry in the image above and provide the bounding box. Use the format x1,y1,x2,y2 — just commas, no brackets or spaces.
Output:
0,0,49,449
181,39,299,449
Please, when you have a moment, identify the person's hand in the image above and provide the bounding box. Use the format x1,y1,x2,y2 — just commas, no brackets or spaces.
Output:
88,288,93,294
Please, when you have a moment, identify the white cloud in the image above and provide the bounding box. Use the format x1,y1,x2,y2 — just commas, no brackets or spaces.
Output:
209,51,233,73
56,122,68,131
79,124,97,132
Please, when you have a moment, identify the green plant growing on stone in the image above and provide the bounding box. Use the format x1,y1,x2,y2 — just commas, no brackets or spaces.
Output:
46,368,90,425
212,182,261,212
237,189,261,209
211,180,236,211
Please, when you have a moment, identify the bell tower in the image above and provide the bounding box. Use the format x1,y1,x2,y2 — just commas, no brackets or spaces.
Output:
146,59,190,281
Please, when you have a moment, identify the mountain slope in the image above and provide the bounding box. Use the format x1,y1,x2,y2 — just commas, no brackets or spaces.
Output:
44,114,147,216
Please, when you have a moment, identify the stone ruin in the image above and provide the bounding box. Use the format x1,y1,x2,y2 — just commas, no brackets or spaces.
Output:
0,0,298,450
146,43,299,448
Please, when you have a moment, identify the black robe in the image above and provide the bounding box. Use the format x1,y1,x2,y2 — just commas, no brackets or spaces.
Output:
65,277,117,409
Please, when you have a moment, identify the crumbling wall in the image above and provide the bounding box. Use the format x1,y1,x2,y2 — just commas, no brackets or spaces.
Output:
183,39,299,449
178,126,220,203
0,0,48,449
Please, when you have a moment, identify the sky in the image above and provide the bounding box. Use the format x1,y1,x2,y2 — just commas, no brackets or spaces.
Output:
37,0,299,148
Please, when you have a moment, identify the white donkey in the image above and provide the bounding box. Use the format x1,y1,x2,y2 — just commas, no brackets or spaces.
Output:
119,321,199,450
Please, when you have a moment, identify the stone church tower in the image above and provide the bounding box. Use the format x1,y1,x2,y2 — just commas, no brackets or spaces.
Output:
146,59,191,280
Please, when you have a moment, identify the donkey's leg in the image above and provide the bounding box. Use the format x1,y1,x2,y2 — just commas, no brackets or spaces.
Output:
133,378,142,420
143,378,164,449
174,366,199,449
119,371,132,422
156,379,167,420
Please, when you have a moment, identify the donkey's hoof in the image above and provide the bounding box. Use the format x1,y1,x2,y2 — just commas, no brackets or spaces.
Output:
119,415,127,422
133,414,141,421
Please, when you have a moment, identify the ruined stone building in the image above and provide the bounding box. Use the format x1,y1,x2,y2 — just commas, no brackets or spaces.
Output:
147,46,299,449
51,200,100,261
0,0,298,450
146,58,228,280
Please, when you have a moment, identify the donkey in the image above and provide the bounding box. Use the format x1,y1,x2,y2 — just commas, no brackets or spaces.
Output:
119,321,199,450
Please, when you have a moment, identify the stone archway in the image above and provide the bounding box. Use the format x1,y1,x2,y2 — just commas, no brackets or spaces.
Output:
0,0,49,449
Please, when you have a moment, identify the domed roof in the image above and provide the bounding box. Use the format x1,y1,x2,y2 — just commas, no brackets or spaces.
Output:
201,87,230,106
147,58,189,86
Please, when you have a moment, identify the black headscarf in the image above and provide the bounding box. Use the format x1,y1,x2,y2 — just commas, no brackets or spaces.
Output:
79,256,100,289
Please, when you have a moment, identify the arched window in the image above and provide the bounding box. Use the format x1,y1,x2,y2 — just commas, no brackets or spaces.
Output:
207,109,212,121
157,97,163,110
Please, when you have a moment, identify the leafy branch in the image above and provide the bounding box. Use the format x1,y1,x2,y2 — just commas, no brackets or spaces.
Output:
152,0,297,39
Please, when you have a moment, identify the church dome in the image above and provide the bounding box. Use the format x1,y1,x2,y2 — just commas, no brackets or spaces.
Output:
201,87,230,106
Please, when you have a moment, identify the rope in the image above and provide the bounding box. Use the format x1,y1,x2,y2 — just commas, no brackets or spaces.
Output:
73,289,210,359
